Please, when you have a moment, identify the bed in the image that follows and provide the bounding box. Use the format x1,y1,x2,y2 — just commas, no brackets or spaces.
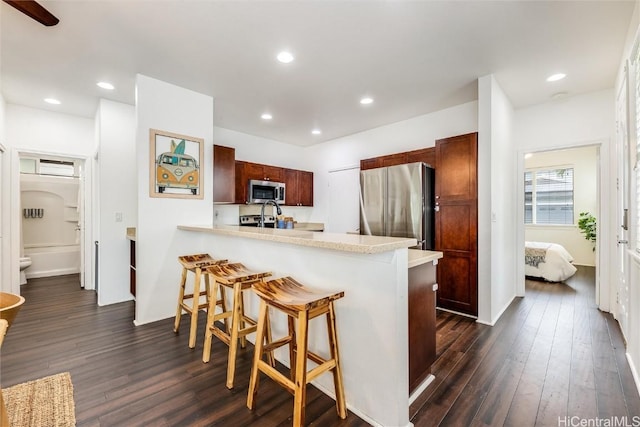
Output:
525,241,577,282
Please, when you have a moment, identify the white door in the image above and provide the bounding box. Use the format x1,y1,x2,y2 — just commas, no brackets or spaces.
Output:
327,167,360,233
77,160,85,288
616,68,630,338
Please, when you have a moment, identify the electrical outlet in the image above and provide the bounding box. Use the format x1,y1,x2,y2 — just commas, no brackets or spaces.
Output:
115,212,123,222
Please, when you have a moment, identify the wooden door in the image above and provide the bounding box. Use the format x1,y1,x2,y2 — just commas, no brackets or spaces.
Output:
213,145,235,203
435,133,478,316
284,168,299,206
298,171,313,206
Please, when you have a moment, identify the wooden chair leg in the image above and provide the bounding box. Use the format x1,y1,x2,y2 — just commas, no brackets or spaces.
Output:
327,303,347,419
188,267,202,348
288,315,296,381
292,311,309,427
239,289,247,349
264,307,275,367
202,279,220,363
219,286,230,334
247,300,268,410
173,267,187,333
226,282,243,389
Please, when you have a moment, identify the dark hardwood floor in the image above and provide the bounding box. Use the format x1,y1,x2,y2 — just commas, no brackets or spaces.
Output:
2,267,638,426
411,266,640,426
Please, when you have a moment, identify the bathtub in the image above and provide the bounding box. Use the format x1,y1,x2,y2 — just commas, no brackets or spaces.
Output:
24,244,80,279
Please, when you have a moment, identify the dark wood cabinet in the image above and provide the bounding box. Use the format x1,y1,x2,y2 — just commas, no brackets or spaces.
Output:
284,168,313,206
361,147,435,171
408,260,437,393
129,240,136,297
213,145,235,204
235,161,249,204
435,132,478,316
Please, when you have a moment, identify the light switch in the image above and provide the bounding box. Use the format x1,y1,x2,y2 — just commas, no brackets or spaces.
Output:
115,212,123,222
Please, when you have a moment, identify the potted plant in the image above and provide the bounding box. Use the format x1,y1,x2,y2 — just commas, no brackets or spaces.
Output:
578,212,596,251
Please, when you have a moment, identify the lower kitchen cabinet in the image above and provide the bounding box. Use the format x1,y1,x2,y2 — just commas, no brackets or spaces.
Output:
408,259,437,393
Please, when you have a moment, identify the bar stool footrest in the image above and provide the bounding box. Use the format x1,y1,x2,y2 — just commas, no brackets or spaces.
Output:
258,360,295,394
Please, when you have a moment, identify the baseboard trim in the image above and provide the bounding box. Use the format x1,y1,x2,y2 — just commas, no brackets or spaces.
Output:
626,352,640,398
436,307,478,320
26,268,80,279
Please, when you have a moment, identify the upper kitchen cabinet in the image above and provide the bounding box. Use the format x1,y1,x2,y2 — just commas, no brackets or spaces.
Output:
434,132,478,317
284,168,314,206
360,147,435,171
244,161,284,182
213,145,235,204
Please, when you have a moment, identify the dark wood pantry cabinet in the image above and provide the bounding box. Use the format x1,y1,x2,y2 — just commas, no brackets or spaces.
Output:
284,168,314,206
434,132,478,316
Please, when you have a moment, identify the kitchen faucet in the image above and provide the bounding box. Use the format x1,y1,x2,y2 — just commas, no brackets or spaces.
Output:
260,199,282,228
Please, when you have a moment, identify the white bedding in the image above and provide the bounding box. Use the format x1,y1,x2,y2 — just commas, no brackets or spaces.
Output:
525,241,577,282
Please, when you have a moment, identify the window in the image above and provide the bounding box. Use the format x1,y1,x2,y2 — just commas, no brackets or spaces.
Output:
525,168,574,225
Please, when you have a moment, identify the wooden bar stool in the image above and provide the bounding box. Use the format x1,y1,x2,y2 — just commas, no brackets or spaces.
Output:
247,277,347,427
174,253,228,348
203,262,274,389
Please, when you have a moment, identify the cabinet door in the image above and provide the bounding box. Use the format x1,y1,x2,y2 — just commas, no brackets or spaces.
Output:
435,133,478,316
407,147,436,168
262,165,283,182
235,161,249,204
360,158,382,171
381,153,408,167
284,168,300,206
298,171,313,206
213,145,235,203
245,162,265,181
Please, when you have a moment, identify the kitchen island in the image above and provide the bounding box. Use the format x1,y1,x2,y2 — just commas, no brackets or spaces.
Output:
177,224,441,427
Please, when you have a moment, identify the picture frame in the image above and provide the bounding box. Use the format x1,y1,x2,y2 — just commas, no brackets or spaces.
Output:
149,129,204,199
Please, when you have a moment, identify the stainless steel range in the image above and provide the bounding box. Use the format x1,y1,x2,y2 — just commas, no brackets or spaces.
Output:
239,214,276,228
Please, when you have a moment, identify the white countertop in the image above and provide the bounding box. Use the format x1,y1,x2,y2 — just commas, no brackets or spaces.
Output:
178,224,417,254
408,249,443,268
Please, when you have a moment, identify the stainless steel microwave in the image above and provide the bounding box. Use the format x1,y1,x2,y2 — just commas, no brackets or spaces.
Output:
248,180,286,204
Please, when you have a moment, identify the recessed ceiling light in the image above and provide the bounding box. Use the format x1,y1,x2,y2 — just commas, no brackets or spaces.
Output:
97,81,115,90
360,97,374,105
261,113,272,120
546,73,566,82
277,51,294,64
311,129,321,135
44,98,61,105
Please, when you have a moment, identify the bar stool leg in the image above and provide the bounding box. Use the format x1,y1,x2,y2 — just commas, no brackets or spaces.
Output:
288,315,297,381
293,310,309,427
226,282,243,389
188,267,202,348
327,302,347,418
202,278,221,363
173,267,188,333
247,299,268,410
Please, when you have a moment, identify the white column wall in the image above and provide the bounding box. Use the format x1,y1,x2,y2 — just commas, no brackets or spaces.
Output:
0,93,9,293
134,74,214,325
478,75,517,325
96,99,136,305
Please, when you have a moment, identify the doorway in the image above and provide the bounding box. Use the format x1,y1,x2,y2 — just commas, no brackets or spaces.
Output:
14,151,93,291
519,144,601,303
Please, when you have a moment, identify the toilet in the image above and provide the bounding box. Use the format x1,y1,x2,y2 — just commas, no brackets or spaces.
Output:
19,257,32,285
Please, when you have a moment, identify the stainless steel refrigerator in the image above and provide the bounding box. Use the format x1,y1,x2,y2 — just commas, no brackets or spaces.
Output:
359,162,435,250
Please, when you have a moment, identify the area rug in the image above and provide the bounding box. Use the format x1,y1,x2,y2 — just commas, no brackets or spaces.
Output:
1,372,76,427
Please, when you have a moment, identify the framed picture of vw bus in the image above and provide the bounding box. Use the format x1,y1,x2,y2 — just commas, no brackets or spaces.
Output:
149,129,204,199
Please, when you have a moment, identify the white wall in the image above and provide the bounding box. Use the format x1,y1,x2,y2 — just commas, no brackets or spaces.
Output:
478,75,517,325
134,74,214,325
96,99,136,305
306,101,479,225
514,90,614,308
524,146,598,266
0,94,8,293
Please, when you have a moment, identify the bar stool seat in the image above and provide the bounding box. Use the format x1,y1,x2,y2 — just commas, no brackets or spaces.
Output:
203,262,274,389
247,276,347,427
173,254,228,348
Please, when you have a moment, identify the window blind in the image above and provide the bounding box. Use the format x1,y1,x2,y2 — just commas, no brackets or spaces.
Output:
524,168,574,225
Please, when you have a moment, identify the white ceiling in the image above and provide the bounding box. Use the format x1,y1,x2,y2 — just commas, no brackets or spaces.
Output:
1,1,634,146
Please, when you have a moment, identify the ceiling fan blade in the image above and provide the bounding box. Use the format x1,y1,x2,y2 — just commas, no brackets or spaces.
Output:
3,0,59,26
